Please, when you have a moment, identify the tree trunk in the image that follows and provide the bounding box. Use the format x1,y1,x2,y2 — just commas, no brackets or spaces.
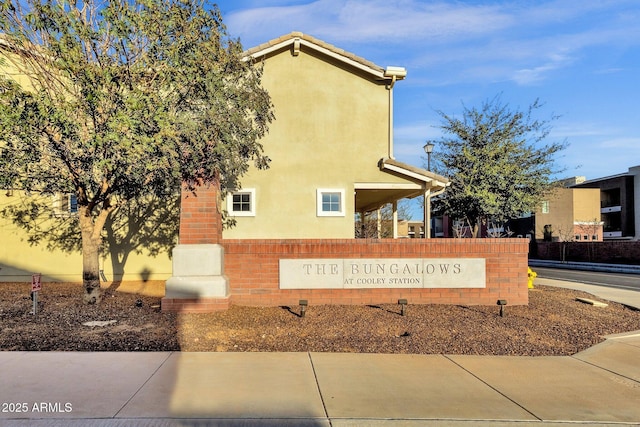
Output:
79,207,102,304
468,218,480,238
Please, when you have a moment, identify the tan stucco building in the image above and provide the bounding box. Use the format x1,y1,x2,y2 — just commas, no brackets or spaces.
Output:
1,32,449,282
224,32,448,239
535,179,603,242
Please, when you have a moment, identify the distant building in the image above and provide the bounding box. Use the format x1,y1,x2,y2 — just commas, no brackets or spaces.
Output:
571,166,640,240
406,218,449,238
407,221,424,238
534,179,602,242
355,218,409,238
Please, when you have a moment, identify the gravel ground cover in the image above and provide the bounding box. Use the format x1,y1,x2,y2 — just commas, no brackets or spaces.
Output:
1,281,638,355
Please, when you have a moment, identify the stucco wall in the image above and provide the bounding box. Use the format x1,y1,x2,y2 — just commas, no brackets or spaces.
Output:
535,188,601,240
0,50,37,90
0,234,172,283
0,193,173,282
574,189,601,222
536,188,573,239
223,45,407,239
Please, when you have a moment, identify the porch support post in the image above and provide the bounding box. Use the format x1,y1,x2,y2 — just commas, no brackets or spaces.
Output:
392,201,398,239
377,207,382,239
424,188,431,239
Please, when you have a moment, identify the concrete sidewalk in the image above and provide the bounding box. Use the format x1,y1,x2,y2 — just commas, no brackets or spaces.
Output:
1,280,639,426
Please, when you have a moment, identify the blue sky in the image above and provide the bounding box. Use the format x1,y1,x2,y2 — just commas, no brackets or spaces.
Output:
216,0,640,183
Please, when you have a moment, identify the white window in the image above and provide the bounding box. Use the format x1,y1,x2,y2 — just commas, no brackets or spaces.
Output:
227,189,256,217
52,193,78,217
541,201,550,214
317,189,345,217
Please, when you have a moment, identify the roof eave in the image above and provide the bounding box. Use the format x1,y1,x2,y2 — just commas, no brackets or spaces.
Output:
379,158,450,190
243,32,406,83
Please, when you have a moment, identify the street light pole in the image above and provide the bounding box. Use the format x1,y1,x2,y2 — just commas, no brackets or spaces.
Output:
423,142,434,171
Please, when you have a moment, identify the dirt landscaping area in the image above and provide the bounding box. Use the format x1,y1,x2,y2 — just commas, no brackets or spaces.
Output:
1,281,638,355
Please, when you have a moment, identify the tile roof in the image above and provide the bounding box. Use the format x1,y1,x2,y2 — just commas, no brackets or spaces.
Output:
243,31,387,75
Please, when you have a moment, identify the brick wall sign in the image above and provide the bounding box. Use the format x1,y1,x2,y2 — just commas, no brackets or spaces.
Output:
164,181,529,313
280,258,486,289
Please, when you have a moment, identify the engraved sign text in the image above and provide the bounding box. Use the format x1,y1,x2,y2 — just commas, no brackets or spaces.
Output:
279,258,485,289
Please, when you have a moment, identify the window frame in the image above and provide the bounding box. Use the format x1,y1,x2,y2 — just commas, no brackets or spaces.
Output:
541,200,550,214
227,188,256,217
316,188,345,217
52,193,78,217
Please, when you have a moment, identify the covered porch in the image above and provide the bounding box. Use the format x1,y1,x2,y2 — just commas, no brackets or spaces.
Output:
355,158,450,238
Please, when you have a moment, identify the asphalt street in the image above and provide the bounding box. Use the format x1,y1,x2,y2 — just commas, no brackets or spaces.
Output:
535,266,640,291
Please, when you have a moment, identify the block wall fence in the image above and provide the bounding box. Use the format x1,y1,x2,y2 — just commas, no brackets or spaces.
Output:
534,241,640,264
161,184,530,313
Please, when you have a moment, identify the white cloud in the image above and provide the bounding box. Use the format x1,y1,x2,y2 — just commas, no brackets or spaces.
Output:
600,137,640,150
329,0,512,43
225,0,640,87
593,68,625,75
554,133,640,179
225,0,512,46
551,121,637,141
393,123,432,139
512,60,570,86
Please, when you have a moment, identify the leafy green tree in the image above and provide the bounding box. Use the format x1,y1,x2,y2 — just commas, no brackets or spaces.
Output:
0,0,273,303
430,96,566,237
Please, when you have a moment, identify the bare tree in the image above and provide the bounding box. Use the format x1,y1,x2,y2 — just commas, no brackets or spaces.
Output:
356,200,412,238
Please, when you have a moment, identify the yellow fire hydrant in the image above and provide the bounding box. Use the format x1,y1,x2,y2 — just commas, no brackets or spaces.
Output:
528,267,537,289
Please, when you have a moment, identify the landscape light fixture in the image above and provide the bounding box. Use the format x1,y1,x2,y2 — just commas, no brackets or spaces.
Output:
299,300,308,318
497,299,507,317
398,299,408,316
423,142,435,171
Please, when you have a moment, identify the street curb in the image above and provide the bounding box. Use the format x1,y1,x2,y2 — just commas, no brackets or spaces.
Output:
529,259,640,274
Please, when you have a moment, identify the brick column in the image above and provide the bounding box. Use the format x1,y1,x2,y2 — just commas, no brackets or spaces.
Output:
162,181,230,313
179,182,223,244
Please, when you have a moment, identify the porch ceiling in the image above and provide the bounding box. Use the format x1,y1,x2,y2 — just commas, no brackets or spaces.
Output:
355,184,423,213
354,158,451,213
